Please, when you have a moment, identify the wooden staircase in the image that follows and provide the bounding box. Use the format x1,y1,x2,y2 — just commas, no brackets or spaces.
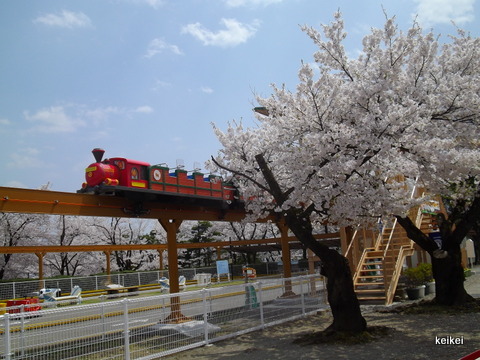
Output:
353,211,435,304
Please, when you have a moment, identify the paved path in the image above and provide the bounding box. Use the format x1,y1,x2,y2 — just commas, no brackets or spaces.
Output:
464,265,480,298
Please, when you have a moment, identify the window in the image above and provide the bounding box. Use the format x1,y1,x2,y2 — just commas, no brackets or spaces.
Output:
114,160,125,170
131,167,139,180
140,166,148,180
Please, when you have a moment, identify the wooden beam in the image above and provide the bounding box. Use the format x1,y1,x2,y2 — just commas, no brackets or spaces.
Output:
0,186,268,222
0,232,340,254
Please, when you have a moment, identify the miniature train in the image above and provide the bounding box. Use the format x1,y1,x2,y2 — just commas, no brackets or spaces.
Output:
78,148,238,207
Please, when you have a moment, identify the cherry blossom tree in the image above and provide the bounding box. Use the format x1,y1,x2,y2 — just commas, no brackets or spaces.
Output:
0,213,45,279
44,215,100,276
211,11,480,331
223,221,281,264
92,217,159,272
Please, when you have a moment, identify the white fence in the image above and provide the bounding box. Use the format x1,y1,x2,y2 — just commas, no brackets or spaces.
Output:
0,263,288,301
1,275,326,359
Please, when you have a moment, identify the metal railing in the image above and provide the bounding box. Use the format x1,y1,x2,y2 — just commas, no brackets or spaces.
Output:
0,263,288,301
0,274,326,360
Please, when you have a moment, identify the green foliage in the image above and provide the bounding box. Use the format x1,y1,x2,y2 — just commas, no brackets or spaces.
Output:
417,263,434,282
139,230,162,244
178,221,221,268
403,263,433,287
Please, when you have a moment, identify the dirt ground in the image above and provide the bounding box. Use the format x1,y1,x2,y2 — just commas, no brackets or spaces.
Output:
165,308,479,360
165,272,480,360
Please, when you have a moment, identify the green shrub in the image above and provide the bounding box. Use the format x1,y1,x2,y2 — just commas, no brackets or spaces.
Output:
417,263,434,282
403,267,424,287
402,263,433,287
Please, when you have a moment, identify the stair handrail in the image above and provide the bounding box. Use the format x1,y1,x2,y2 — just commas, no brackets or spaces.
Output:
385,245,413,304
384,203,424,304
373,218,385,251
382,178,422,303
352,243,371,284
344,227,359,259
382,218,398,258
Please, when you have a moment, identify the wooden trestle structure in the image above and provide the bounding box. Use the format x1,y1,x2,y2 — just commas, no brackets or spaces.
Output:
0,186,438,307
0,187,337,294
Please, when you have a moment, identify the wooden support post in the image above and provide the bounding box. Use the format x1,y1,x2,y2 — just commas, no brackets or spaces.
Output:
277,221,294,297
103,251,111,284
307,249,318,295
307,249,316,274
159,219,182,294
157,249,164,270
35,252,45,290
278,221,292,278
159,219,189,323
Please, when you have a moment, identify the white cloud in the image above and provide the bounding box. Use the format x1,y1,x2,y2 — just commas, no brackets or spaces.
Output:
413,0,475,26
34,10,92,29
84,106,121,122
225,0,283,7
152,80,172,91
145,38,183,58
0,118,10,126
201,87,214,94
143,0,165,8
7,148,44,169
4,180,28,189
135,105,154,113
24,106,85,133
182,18,259,47
23,103,154,135
126,0,165,9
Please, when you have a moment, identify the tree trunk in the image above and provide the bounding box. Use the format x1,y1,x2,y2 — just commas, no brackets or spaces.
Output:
0,254,12,280
432,238,471,305
253,153,366,332
285,211,367,332
322,250,367,332
396,215,474,306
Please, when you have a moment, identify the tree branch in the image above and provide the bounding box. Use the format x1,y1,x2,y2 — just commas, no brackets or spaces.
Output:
395,215,438,254
449,187,480,244
254,154,287,204
210,156,271,193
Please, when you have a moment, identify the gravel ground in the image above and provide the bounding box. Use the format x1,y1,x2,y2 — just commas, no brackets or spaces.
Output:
165,269,480,360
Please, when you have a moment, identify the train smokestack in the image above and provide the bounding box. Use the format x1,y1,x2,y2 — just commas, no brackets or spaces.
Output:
92,148,105,163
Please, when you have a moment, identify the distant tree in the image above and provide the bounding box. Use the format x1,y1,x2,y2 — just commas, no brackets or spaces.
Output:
0,213,44,279
138,226,167,268
178,221,223,268
92,217,158,271
212,11,480,332
43,215,98,277
221,222,281,264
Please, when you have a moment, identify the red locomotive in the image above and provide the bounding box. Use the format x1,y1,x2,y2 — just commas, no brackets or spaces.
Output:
79,148,238,207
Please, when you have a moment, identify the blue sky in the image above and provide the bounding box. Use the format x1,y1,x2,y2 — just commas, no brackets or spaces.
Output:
1,0,478,192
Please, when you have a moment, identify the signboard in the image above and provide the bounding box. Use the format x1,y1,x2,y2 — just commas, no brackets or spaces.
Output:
216,260,229,276
216,260,230,282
